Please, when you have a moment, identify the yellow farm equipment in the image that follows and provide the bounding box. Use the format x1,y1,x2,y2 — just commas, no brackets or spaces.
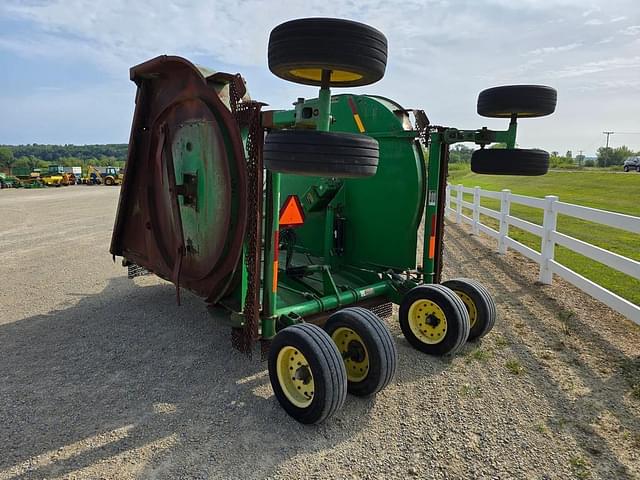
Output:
83,166,124,186
40,165,76,187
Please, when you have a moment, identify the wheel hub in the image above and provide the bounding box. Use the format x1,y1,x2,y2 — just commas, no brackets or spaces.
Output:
294,365,313,384
408,299,448,344
276,346,315,408
331,327,369,382
345,340,366,363
425,314,441,327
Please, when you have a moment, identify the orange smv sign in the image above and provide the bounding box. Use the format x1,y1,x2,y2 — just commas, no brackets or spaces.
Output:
279,195,305,228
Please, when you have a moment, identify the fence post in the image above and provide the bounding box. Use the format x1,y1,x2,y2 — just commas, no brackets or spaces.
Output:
472,186,480,235
498,189,511,254
539,195,559,284
445,184,451,218
456,184,463,224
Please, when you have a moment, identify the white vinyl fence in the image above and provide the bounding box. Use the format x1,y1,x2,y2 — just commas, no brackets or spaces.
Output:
445,184,640,325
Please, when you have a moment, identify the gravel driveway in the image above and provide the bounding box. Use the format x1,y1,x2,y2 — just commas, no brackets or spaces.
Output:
0,187,638,479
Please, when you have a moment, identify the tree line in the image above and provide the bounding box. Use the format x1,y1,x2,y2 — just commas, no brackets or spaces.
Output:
0,144,128,173
447,144,638,168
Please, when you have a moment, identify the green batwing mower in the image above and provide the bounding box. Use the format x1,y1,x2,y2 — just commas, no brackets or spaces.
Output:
111,18,557,424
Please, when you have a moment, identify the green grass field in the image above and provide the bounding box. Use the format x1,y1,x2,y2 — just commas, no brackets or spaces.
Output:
447,165,640,306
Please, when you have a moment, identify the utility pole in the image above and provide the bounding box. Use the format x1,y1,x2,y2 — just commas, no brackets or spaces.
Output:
577,149,584,167
603,131,614,148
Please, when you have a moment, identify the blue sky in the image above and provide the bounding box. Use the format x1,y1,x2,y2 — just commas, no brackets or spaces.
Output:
1,0,639,155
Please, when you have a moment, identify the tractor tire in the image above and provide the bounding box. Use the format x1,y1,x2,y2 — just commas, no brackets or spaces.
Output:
264,130,379,178
105,177,114,186
471,148,549,176
324,307,397,397
399,284,470,356
624,166,630,172
477,85,557,118
268,18,387,87
441,278,496,341
268,323,347,424
636,166,640,173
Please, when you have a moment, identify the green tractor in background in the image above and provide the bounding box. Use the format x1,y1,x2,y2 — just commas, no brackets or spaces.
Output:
111,18,557,424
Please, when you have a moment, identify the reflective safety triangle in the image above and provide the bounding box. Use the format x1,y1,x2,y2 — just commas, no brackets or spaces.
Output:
279,195,305,227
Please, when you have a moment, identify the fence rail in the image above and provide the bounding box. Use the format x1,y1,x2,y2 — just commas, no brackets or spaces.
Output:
445,184,640,325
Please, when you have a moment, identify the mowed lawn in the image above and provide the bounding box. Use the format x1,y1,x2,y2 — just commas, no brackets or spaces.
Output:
447,166,640,306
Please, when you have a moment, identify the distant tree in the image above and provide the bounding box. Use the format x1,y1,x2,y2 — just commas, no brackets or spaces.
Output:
565,150,572,159
26,155,40,171
6,143,128,165
597,147,612,167
14,156,30,167
449,144,474,163
584,159,595,167
549,152,573,168
597,145,634,167
0,147,16,173
551,151,559,157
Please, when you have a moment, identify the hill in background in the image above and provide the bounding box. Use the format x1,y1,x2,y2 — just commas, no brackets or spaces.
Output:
0,144,128,173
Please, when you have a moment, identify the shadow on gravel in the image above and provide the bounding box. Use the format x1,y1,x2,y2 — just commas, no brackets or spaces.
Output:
0,277,373,479
446,226,640,479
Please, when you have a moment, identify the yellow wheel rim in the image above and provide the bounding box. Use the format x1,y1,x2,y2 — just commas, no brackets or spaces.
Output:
331,327,369,382
454,290,478,328
276,346,315,408
408,299,448,344
288,68,363,83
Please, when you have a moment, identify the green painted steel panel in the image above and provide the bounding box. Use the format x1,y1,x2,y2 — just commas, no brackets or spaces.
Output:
279,94,425,271
171,120,232,280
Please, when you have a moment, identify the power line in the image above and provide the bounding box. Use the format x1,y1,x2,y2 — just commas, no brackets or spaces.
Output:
602,131,640,149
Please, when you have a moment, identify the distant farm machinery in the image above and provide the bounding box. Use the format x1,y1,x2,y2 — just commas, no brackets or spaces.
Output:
8,165,78,188
0,165,125,189
111,18,556,423
82,166,123,186
39,165,77,187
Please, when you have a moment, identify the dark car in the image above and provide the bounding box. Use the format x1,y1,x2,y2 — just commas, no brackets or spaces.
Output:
623,156,640,172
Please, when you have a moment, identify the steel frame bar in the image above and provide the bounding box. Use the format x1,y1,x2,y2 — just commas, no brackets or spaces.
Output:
421,119,518,281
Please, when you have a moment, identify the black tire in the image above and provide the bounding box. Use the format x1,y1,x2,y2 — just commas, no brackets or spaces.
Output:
268,323,347,424
324,307,397,397
471,148,549,176
624,166,629,172
268,18,387,87
399,284,470,356
105,177,114,186
477,85,557,118
264,130,379,178
636,166,640,173
441,278,496,341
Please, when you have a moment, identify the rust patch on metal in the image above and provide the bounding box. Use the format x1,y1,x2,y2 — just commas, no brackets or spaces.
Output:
110,56,248,303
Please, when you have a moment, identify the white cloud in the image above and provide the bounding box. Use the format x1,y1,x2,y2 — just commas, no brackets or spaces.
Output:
583,6,601,16
554,56,640,78
621,25,640,35
528,43,582,56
